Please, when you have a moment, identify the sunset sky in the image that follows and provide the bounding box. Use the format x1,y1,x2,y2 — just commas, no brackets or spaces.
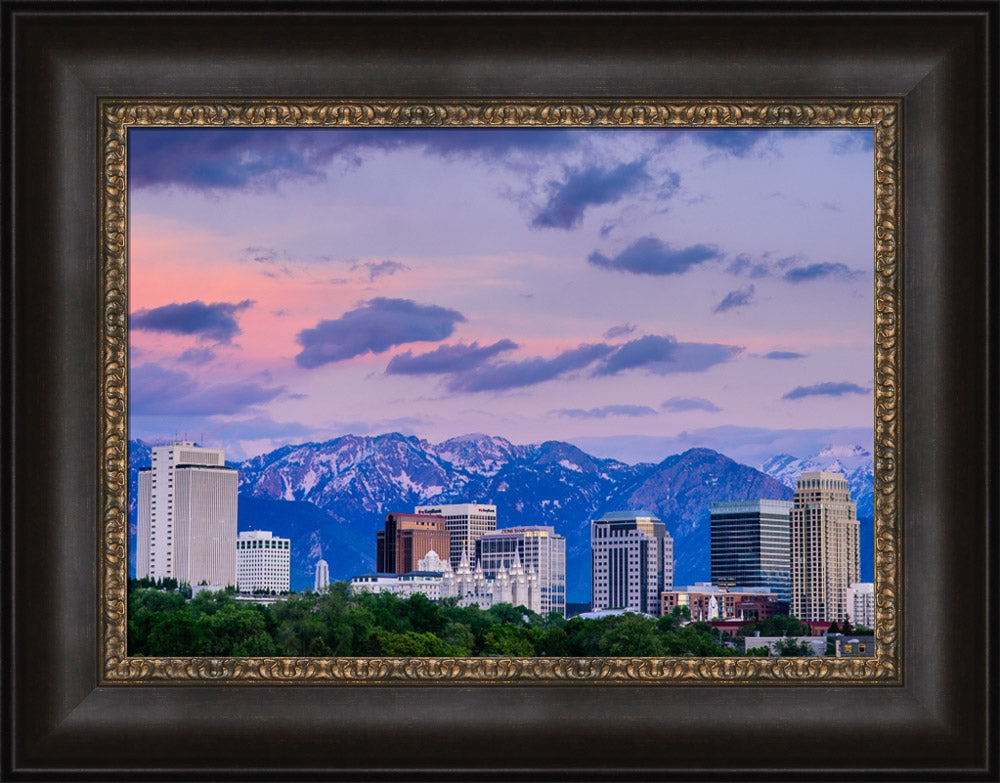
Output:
128,127,875,463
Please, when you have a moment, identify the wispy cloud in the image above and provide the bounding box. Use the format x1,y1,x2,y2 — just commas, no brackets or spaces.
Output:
131,299,253,343
131,363,285,415
714,285,755,313
783,381,868,400
588,237,722,276
555,404,657,419
386,339,518,375
532,160,651,229
595,335,742,376
764,351,806,360
447,344,613,392
177,347,217,365
295,298,465,368
603,323,637,340
661,396,722,413
783,262,860,283
355,259,410,281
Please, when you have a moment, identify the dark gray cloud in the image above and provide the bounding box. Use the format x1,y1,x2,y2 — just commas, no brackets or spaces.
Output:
783,262,860,283
385,339,518,375
447,343,613,392
783,381,869,400
357,259,410,281
595,334,742,376
603,323,637,340
295,297,465,368
532,160,651,229
661,397,722,413
131,299,253,343
130,363,285,416
764,351,806,360
714,285,755,313
555,404,657,419
588,237,722,276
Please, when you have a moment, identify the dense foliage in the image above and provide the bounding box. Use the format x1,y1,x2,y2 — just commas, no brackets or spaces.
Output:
128,581,740,658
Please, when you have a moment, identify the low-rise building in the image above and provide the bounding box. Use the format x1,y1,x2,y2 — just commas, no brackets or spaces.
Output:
660,583,782,621
835,635,876,657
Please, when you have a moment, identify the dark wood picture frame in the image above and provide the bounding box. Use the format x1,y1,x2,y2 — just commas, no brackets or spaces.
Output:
2,1,996,779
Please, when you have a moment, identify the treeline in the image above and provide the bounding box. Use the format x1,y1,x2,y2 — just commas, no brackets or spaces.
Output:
128,580,740,658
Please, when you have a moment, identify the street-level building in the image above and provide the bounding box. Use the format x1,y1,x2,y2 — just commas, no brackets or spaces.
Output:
660,583,782,621
236,530,290,594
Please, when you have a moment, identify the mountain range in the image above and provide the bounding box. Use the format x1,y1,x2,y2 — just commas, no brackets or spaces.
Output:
128,433,875,602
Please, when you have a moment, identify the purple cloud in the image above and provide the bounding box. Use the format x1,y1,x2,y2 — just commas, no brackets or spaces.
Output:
386,339,519,375
177,347,217,365
448,343,613,392
588,237,722,276
555,404,657,419
130,363,285,415
661,397,722,413
783,381,869,400
356,260,410,281
603,323,637,340
764,351,806,360
783,262,860,283
714,285,755,313
295,298,466,368
532,160,651,229
131,299,253,343
595,335,742,377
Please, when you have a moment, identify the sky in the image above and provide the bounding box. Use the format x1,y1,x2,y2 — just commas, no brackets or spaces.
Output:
128,127,875,463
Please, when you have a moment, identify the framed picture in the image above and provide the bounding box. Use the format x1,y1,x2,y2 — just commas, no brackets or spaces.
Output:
112,107,896,678
3,1,995,779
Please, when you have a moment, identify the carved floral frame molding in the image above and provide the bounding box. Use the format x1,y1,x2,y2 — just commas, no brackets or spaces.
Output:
100,100,900,684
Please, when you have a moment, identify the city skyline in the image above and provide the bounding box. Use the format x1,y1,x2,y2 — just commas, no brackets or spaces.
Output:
128,127,875,462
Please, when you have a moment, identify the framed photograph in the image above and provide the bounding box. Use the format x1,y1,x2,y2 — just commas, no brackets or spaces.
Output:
4,1,995,779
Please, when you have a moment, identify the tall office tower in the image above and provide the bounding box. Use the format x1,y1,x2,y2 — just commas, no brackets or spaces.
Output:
376,512,450,574
710,499,793,602
475,526,567,617
136,441,237,587
413,503,497,569
591,511,674,615
236,530,290,593
790,471,859,623
314,558,330,592
845,581,876,629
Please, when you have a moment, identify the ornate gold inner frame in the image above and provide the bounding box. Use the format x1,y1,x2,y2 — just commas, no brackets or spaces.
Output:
100,100,900,684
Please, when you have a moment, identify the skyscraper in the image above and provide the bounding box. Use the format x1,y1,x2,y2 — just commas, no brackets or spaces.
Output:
710,499,793,602
590,511,673,615
790,471,859,623
236,530,290,593
376,512,450,574
314,558,330,592
475,525,566,616
136,441,237,587
412,502,497,569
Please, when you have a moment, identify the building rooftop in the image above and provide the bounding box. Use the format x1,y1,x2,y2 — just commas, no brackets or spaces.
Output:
594,510,660,522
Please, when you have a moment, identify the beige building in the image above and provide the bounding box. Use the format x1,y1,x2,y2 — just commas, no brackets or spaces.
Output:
236,530,290,594
413,502,497,569
790,471,859,623
591,511,673,616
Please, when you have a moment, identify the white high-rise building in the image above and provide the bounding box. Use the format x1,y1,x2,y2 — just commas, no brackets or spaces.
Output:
475,526,566,616
136,441,237,587
236,530,290,594
314,558,330,592
845,581,876,629
591,511,673,616
413,502,497,569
